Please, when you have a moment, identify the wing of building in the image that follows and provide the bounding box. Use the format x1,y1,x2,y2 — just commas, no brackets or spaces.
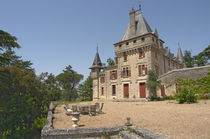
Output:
89,7,209,101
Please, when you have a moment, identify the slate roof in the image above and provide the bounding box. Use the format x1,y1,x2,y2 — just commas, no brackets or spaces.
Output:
121,10,153,41
90,51,102,69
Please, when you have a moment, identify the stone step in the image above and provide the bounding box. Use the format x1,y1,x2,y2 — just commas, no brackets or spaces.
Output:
119,131,144,139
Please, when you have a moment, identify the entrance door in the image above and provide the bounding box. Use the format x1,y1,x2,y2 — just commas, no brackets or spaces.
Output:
161,85,165,96
124,84,129,98
139,83,146,98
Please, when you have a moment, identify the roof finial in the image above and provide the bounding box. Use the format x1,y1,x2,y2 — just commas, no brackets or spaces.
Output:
178,42,180,48
139,0,142,11
96,44,98,53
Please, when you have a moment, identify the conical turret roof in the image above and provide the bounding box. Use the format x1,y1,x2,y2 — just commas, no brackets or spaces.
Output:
177,43,184,63
90,49,102,69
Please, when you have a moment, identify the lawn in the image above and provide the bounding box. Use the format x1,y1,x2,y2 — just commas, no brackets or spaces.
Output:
53,100,210,139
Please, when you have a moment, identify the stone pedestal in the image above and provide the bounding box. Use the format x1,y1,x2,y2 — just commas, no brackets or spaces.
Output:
71,112,80,128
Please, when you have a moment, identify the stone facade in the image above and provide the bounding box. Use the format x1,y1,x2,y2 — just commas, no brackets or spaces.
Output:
90,7,186,101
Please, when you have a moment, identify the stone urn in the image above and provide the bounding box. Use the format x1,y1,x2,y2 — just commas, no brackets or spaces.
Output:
71,112,80,128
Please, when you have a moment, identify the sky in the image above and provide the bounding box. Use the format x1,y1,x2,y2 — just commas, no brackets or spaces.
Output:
1,0,210,79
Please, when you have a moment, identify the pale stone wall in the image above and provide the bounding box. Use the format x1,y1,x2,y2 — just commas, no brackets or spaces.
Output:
92,33,185,100
158,65,210,96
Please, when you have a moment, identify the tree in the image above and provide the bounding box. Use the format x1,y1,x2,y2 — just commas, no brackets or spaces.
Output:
0,30,49,138
77,76,93,101
0,66,49,138
106,57,115,66
146,69,161,98
194,45,210,66
0,50,33,70
184,50,194,68
56,65,83,101
0,30,20,61
39,72,62,101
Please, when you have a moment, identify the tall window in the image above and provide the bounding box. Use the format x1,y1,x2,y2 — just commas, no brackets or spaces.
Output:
123,52,127,61
112,85,116,96
101,87,104,95
138,65,148,76
122,67,131,78
139,51,145,58
100,76,105,83
110,70,117,80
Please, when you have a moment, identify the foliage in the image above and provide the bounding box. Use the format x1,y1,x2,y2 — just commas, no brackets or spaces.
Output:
56,65,83,101
77,76,93,101
174,78,198,103
0,67,49,138
183,50,194,68
0,30,20,62
39,72,62,101
174,72,210,103
184,45,210,67
102,57,115,67
193,45,210,66
0,30,49,138
106,57,115,66
146,69,161,98
0,50,33,70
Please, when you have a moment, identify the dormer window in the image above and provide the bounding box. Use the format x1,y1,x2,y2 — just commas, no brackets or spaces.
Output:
141,37,145,42
119,44,121,48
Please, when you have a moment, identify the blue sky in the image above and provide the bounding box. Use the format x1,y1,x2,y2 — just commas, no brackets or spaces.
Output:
1,0,210,79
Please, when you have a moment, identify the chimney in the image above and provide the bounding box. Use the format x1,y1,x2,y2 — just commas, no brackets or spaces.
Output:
129,8,136,37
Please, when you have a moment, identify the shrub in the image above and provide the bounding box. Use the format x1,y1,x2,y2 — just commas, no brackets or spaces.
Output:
174,79,198,104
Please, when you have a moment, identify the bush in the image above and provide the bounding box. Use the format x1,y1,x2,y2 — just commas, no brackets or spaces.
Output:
174,79,198,104
163,95,174,100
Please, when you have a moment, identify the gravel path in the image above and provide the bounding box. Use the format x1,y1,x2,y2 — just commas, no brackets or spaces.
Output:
53,100,210,139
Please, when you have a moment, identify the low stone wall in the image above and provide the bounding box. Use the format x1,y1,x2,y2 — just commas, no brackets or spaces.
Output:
159,65,210,84
113,98,147,102
158,65,210,96
41,102,169,139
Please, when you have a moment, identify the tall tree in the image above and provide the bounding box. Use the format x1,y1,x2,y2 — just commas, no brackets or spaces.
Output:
0,30,20,61
146,69,162,98
194,45,210,66
77,76,93,101
56,65,83,101
39,72,62,101
0,67,49,138
183,50,194,68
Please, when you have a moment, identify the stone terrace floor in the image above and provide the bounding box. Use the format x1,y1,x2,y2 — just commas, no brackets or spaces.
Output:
53,100,210,139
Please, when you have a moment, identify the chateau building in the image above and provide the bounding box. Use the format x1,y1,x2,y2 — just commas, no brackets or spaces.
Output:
90,7,186,101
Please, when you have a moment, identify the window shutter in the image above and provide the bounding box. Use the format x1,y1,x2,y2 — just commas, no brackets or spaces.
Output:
110,71,112,80
139,52,141,57
145,66,148,75
143,51,145,57
115,71,117,79
139,65,141,75
128,70,131,77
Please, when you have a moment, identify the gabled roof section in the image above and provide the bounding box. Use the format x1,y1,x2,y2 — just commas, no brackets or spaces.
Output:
121,10,152,41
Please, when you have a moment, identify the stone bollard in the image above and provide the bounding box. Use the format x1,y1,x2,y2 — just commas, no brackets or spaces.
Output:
125,117,132,126
71,112,80,128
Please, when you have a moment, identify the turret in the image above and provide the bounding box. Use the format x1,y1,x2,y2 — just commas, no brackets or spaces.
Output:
89,48,103,100
89,48,103,78
177,43,186,67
